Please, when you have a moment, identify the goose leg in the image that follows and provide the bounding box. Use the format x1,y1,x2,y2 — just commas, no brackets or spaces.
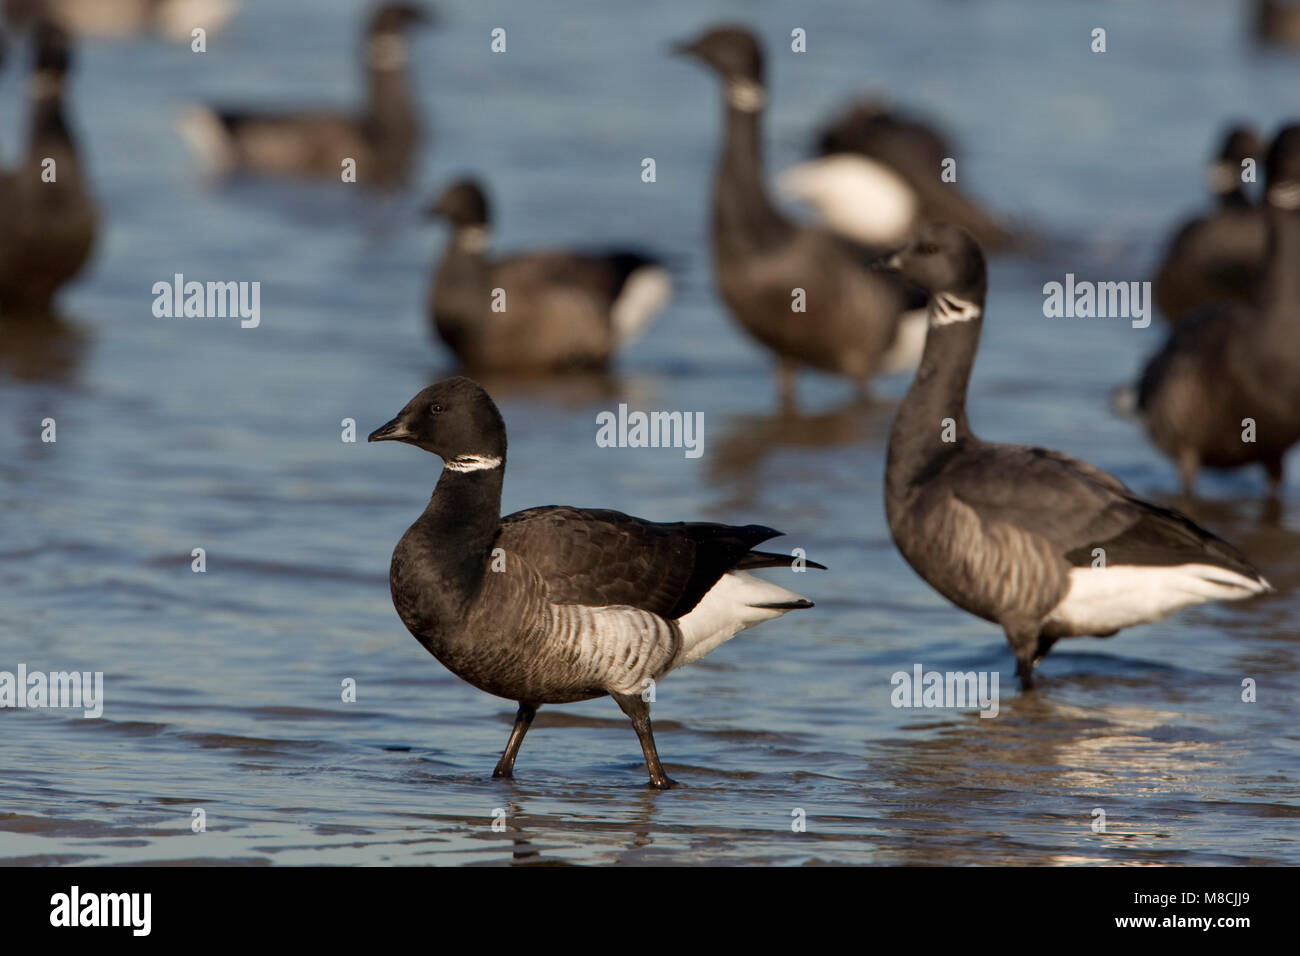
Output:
611,692,677,789
1265,458,1284,501
493,702,537,779
1177,447,1199,497
776,360,797,411
1003,618,1041,690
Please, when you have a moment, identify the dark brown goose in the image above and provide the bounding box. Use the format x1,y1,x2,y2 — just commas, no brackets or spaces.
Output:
369,377,821,787
883,223,1270,688
1137,125,1300,498
426,179,671,373
1254,0,1300,48
0,19,97,317
1152,125,1268,324
178,3,429,187
675,24,927,406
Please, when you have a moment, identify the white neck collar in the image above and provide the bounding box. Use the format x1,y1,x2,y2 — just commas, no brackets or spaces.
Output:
367,33,408,71
1267,181,1300,210
444,454,502,473
455,225,490,254
1208,160,1239,195
930,292,982,326
726,79,766,113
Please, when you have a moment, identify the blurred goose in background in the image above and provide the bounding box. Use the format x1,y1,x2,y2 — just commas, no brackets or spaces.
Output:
1136,125,1300,499
779,98,1015,251
1254,0,1300,48
4,0,236,43
883,223,1271,688
676,24,928,406
1153,124,1268,324
178,2,429,187
0,18,97,317
426,179,672,374
369,377,822,787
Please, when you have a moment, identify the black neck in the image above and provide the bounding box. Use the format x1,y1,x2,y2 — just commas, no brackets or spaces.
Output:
414,464,505,603
1218,187,1251,209
1258,203,1300,318
887,300,984,493
28,86,72,154
364,56,415,133
712,95,792,251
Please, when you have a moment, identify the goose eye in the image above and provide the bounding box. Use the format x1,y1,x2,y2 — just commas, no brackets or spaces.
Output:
431,404,443,415
916,242,940,255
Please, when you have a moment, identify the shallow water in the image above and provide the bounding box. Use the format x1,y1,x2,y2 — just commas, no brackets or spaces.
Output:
1,0,1298,866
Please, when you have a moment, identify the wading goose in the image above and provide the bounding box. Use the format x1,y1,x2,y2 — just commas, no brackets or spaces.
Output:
1137,125,1300,498
0,19,97,317
675,24,927,405
369,377,821,787
778,98,1014,251
178,3,429,187
1153,125,1268,324
426,179,671,373
883,223,1270,688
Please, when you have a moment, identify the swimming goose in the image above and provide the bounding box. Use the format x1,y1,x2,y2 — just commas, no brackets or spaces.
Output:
369,377,821,787
1137,125,1300,498
178,3,429,187
1153,125,1268,324
4,0,236,43
778,98,1015,251
0,19,97,317
426,179,671,373
883,223,1270,688
675,25,927,405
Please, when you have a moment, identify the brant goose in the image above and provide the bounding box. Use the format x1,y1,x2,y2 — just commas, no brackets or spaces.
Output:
1153,125,1268,324
675,25,927,404
426,179,671,373
0,19,97,317
883,223,1270,688
778,98,1014,251
1136,125,1300,498
1254,0,1300,48
178,3,429,187
369,377,820,788
4,0,236,43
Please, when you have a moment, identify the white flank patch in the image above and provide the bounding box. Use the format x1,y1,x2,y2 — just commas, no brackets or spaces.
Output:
776,154,918,246
443,455,502,473
158,0,237,43
611,266,672,346
879,308,929,374
1045,563,1270,637
674,571,809,668
176,105,236,177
